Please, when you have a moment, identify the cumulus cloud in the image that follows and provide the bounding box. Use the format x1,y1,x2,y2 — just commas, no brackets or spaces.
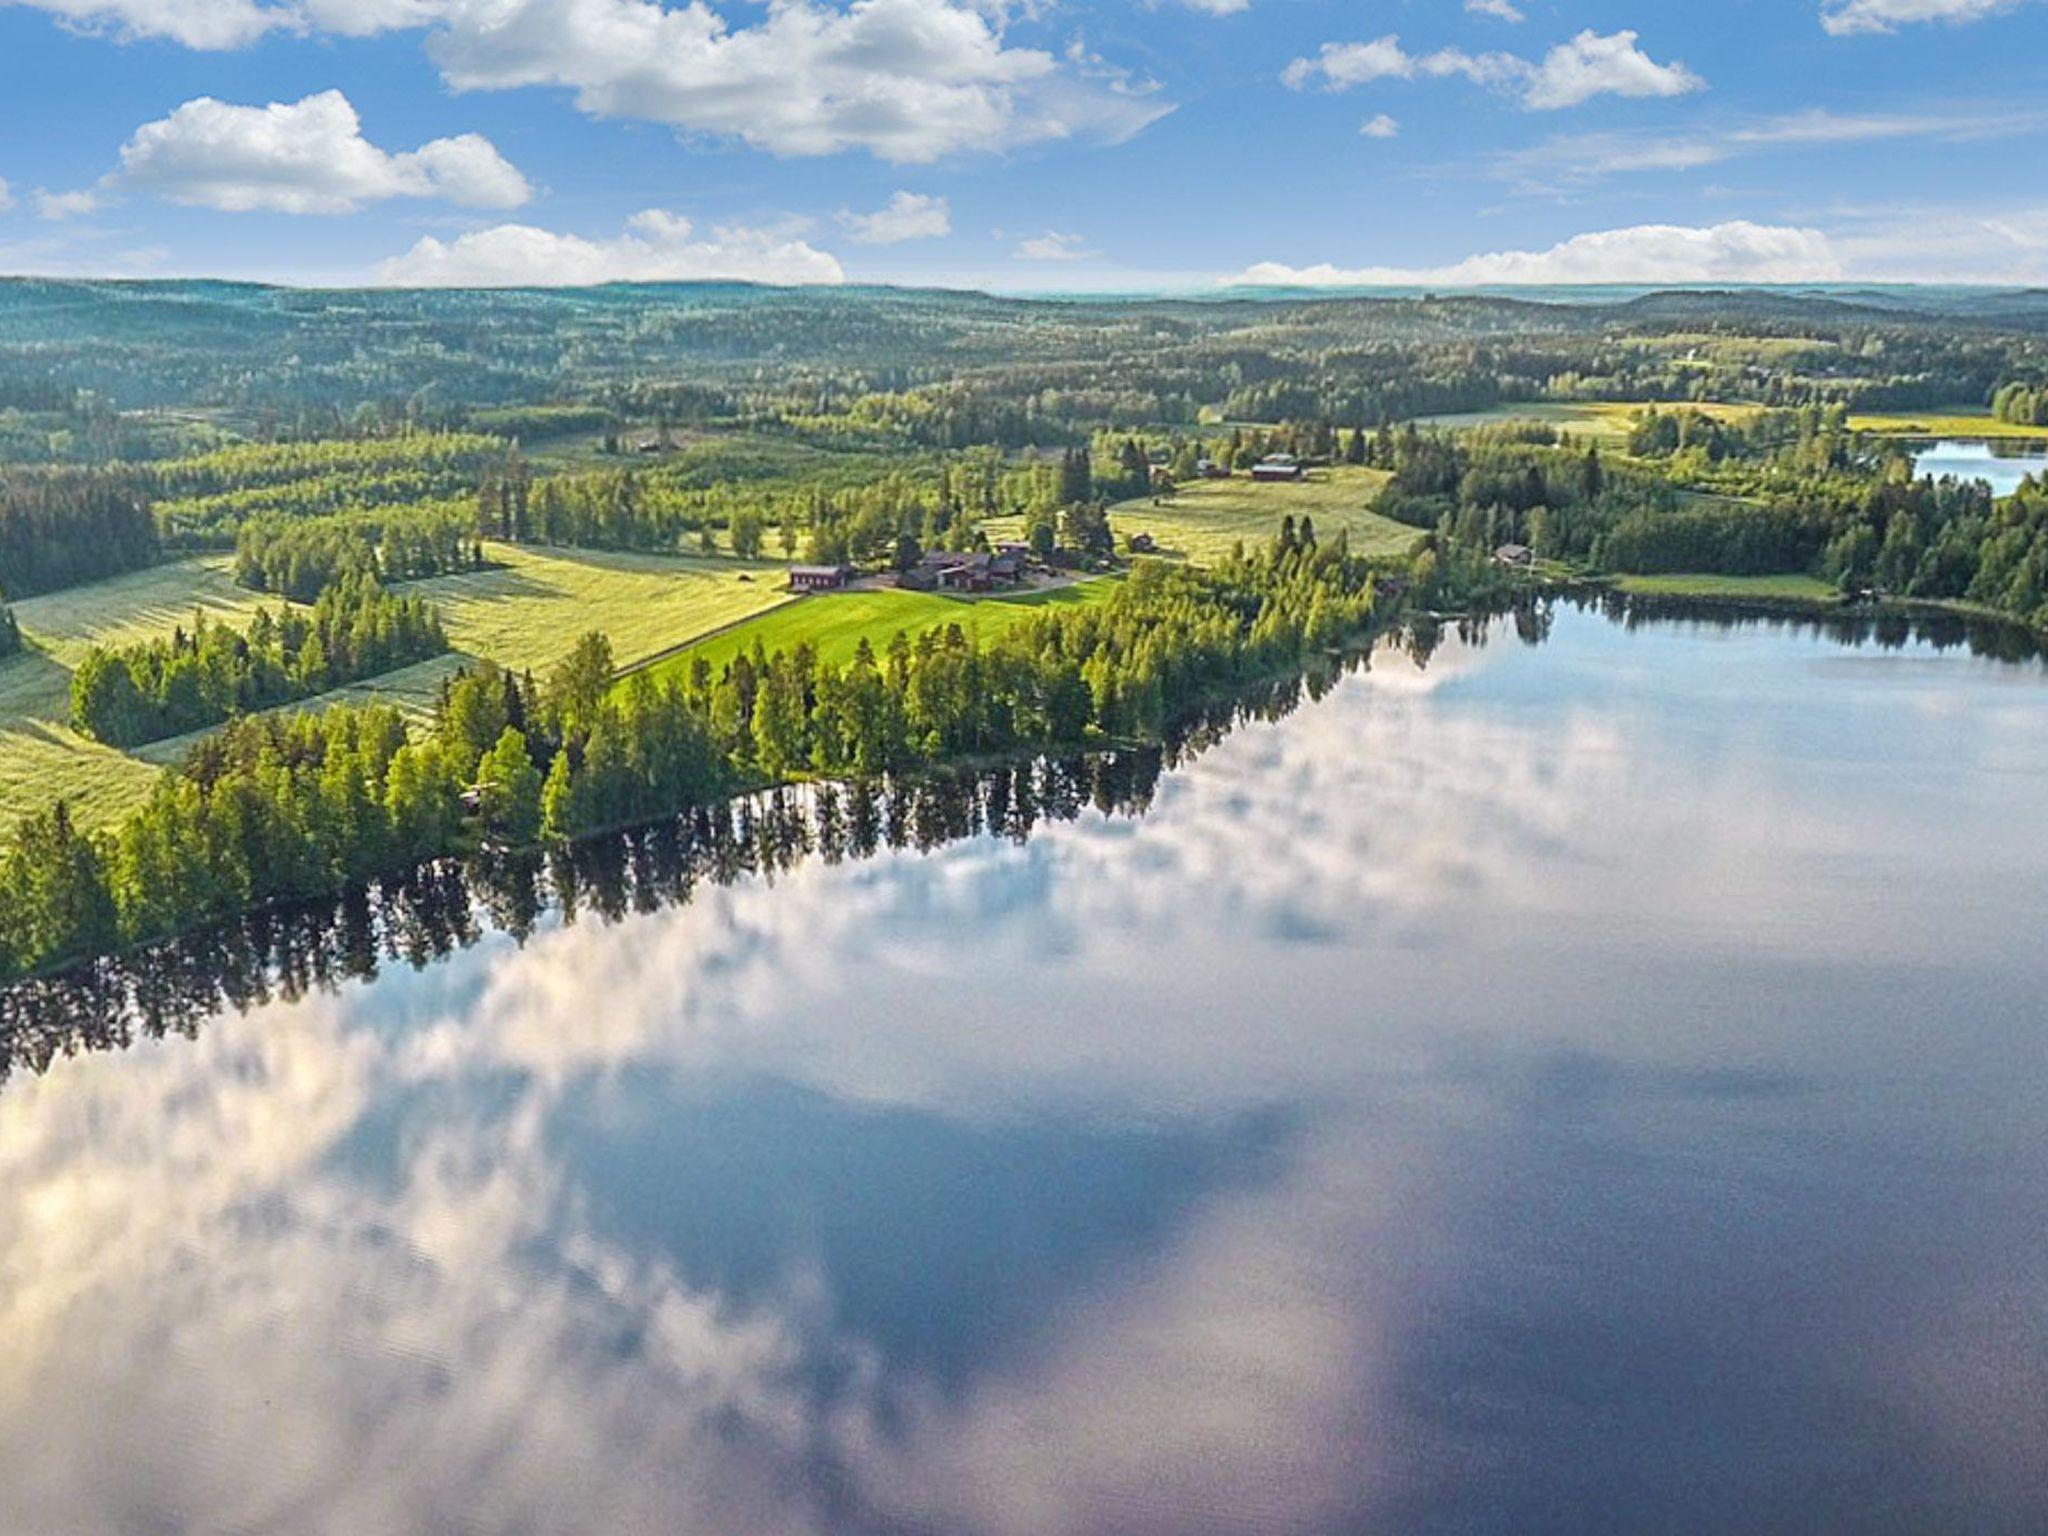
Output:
1,0,286,48
9,0,1172,163
1232,220,1843,287
377,209,845,287
1014,230,1093,261
1522,29,1704,109
838,191,951,245
1360,114,1400,139
1466,0,1524,18
1283,29,1701,111
422,0,1169,163
116,91,530,215
1821,0,2031,33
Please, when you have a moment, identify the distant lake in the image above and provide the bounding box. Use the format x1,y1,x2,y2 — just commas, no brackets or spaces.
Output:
2,605,2045,1536
1913,437,2048,495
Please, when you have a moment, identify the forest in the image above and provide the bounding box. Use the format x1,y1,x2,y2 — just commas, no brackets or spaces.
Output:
0,543,1417,984
3,279,2047,984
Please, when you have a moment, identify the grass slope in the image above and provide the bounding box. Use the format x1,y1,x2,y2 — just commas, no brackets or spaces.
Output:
631,580,1115,689
0,543,796,830
412,542,792,674
1843,411,2048,440
987,467,1415,567
1417,400,2045,444
1611,573,1837,602
1413,402,1765,440
2,556,282,830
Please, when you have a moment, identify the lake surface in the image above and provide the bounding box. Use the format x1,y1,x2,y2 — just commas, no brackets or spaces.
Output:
2,605,2045,1536
1913,437,2048,496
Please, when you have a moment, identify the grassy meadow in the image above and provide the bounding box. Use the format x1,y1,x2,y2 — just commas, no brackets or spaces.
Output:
1415,399,2041,445
1610,572,1838,602
0,542,798,830
629,580,1116,690
987,466,1417,567
1841,410,2047,440
1413,401,1768,441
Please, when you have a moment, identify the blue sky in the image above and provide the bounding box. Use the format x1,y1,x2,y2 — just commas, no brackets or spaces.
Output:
1,0,2045,289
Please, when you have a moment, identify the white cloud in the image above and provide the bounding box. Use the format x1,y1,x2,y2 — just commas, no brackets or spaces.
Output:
8,0,1172,164
377,209,846,286
1360,114,1399,139
1282,36,1522,92
34,188,99,220
1282,29,1701,111
1166,0,1250,12
1821,0,2030,34
838,191,951,245
1232,220,1844,287
1,0,286,48
1465,0,1524,19
1014,230,1093,261
0,179,13,213
419,0,1168,163
115,91,531,215
1522,29,1704,110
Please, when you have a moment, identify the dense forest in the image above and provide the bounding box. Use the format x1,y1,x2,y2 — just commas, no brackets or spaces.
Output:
0,469,159,597
68,576,447,748
234,501,487,600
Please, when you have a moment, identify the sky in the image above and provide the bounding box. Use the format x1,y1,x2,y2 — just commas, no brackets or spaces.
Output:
0,0,2046,291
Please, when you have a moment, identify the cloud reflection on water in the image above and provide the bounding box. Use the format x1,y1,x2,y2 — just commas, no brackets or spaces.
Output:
0,612,2044,1534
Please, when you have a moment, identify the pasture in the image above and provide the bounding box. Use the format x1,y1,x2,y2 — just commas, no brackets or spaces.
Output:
1610,572,1837,602
630,580,1116,688
0,542,797,829
987,467,1417,567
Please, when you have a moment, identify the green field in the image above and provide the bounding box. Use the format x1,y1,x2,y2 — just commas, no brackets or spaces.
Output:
1413,401,1766,441
0,543,798,830
1842,410,2048,440
413,542,792,674
988,467,1416,567
1414,400,2045,445
1610,572,1837,602
630,580,1117,689
1,556,285,829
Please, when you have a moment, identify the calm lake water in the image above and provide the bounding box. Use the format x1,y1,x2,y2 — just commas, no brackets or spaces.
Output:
2,606,2045,1536
1913,437,2048,496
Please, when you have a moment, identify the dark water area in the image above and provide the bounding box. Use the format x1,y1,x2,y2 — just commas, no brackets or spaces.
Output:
2,603,2044,1535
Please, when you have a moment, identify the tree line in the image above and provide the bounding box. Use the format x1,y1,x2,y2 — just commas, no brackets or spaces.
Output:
2,544,1394,985
69,575,448,748
234,500,487,601
0,468,159,598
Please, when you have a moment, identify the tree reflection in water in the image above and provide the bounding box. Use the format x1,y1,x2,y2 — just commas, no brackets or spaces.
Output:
3,595,2036,1085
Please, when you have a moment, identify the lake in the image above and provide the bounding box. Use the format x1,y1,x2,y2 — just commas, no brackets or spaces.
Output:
2,603,2044,1536
1913,437,2048,496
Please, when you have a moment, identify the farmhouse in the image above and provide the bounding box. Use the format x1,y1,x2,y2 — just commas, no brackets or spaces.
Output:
1494,544,1535,569
1251,455,1305,483
790,564,853,593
